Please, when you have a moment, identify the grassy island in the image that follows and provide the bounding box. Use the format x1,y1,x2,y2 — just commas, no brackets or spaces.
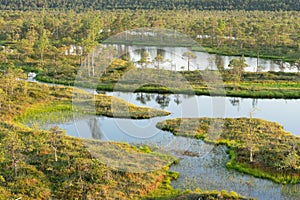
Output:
156,117,300,184
37,58,300,99
14,82,170,127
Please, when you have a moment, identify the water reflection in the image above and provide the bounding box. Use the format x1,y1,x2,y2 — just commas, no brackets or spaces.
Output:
174,94,182,105
229,97,240,111
170,145,300,200
106,44,299,72
230,98,259,112
88,117,103,140
103,92,300,136
155,94,171,109
136,93,151,104
56,91,300,200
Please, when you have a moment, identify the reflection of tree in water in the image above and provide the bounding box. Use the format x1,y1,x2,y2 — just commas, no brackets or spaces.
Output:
270,60,276,72
174,94,182,105
116,45,131,61
293,61,300,72
274,60,286,72
135,48,151,59
136,93,151,104
155,94,170,109
215,54,225,71
156,49,166,60
229,97,240,111
88,117,103,140
252,99,258,108
156,48,166,59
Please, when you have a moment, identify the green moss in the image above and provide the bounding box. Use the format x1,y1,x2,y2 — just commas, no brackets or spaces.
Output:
143,170,181,200
15,83,170,127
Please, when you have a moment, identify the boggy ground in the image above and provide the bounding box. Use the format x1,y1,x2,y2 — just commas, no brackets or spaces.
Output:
0,81,174,199
15,82,170,126
1,81,252,199
156,117,300,184
40,59,300,99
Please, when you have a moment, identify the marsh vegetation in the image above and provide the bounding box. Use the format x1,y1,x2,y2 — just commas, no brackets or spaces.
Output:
157,118,300,184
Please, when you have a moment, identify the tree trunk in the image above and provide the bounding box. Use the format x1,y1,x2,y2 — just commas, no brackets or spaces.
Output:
87,54,90,77
250,148,253,163
13,157,17,177
92,49,95,77
256,51,259,72
41,52,44,64
12,143,17,177
52,146,58,162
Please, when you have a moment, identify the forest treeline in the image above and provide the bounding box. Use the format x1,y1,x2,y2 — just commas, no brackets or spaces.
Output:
0,0,300,11
0,10,299,83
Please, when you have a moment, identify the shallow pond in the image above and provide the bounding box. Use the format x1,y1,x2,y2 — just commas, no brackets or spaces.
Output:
108,44,299,72
55,91,300,200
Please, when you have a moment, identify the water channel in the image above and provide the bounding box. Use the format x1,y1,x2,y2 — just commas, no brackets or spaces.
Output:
56,91,300,200
28,43,300,199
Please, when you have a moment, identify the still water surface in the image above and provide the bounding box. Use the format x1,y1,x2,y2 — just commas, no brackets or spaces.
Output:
109,44,299,72
56,91,300,200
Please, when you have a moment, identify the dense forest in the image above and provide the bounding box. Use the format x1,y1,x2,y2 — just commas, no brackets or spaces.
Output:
0,10,299,83
0,0,300,11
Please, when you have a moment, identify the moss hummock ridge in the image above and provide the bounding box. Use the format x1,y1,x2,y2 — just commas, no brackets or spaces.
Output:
157,117,300,184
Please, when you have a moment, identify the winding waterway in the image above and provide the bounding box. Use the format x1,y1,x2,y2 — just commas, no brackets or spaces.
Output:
55,91,300,200
28,43,300,199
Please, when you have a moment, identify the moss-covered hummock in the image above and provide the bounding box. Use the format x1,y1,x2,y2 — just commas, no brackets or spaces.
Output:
0,121,177,199
156,117,300,184
170,189,254,200
144,188,254,200
16,82,170,126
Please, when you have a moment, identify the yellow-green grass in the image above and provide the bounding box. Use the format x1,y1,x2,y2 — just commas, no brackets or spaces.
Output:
0,121,177,199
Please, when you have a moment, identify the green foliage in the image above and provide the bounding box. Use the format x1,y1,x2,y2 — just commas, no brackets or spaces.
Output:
35,29,50,63
228,56,248,82
0,0,299,11
182,51,197,71
0,64,27,118
0,9,299,78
